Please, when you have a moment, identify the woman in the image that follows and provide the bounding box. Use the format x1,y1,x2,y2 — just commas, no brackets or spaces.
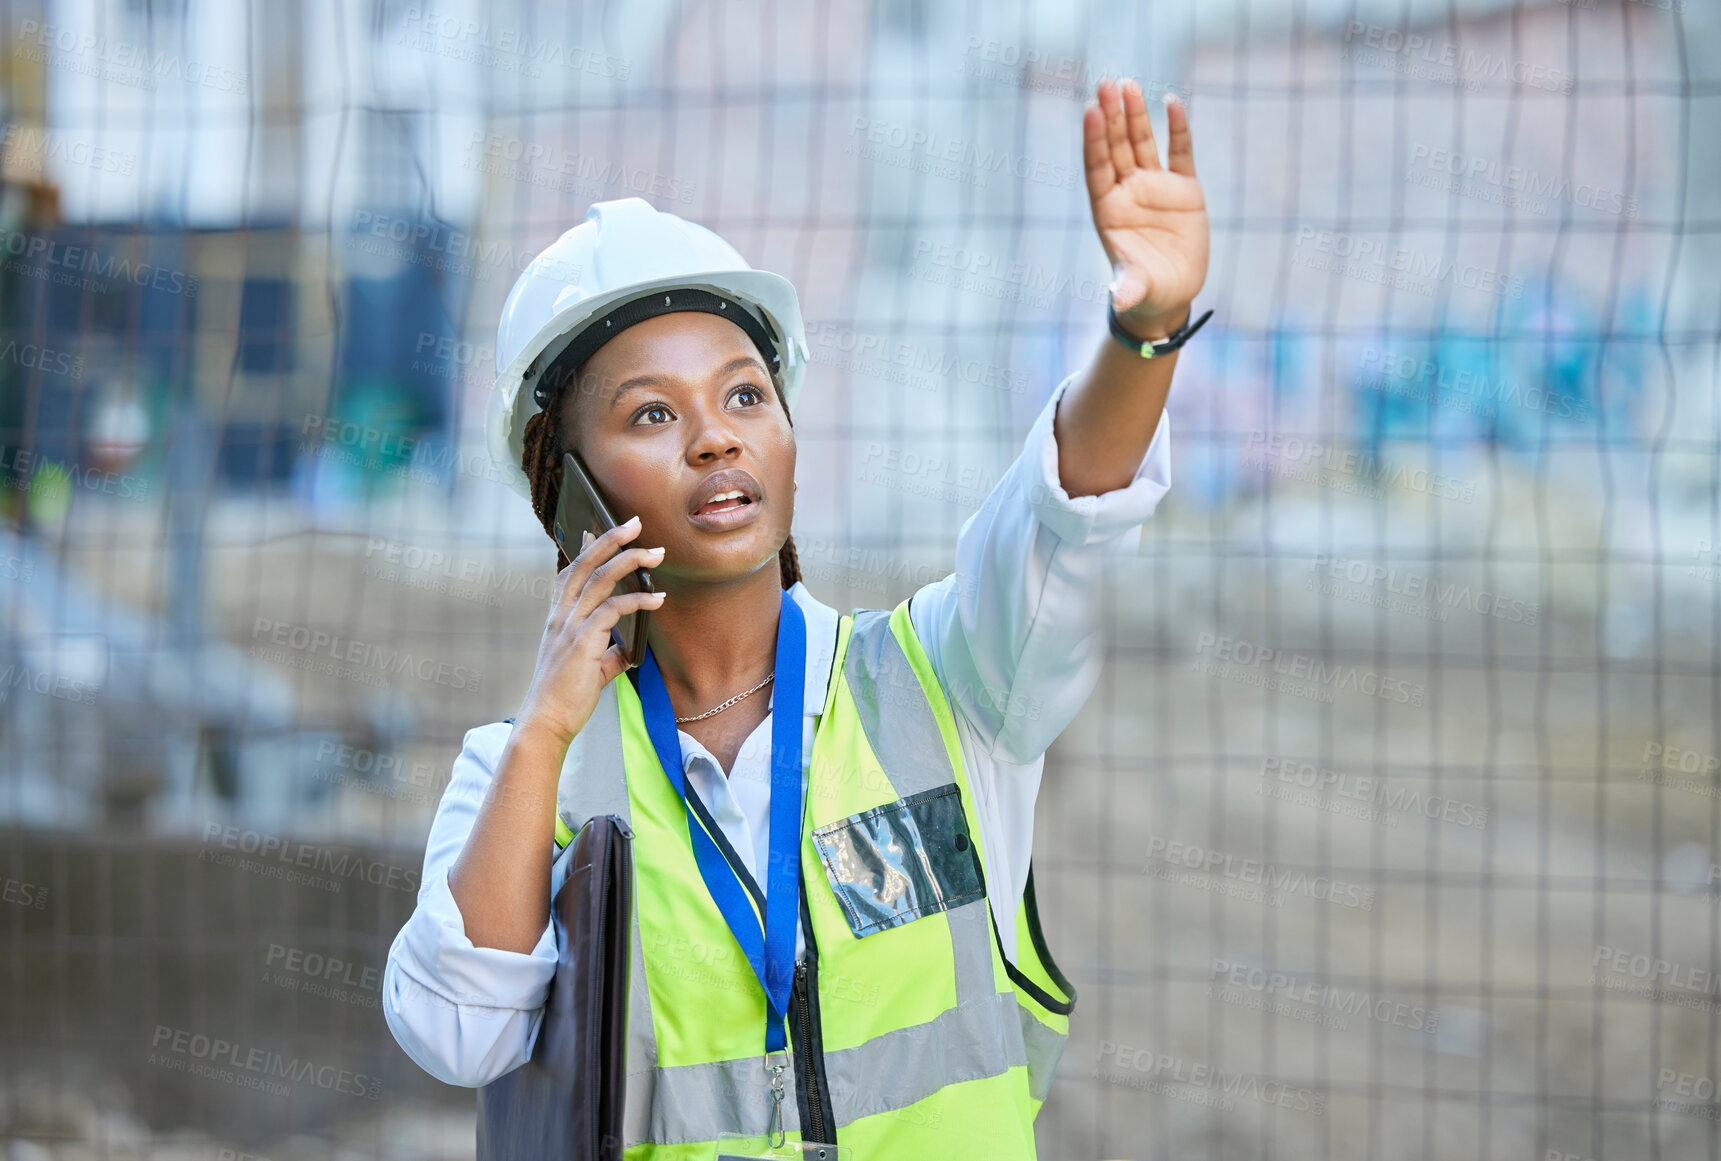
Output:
385,77,1209,1156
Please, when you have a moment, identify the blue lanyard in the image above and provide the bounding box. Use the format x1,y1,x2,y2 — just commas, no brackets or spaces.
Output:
634,587,806,1054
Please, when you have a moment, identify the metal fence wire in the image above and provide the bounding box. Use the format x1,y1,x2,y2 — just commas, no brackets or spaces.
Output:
3,0,1720,1158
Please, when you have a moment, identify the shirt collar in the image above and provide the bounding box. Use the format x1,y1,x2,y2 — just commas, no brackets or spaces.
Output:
786,580,840,717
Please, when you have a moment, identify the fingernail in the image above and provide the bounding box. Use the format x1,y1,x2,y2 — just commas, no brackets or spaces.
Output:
647,546,665,555
582,529,593,547
625,514,641,527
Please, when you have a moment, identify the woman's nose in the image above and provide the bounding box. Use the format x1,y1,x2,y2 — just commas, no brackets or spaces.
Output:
685,405,744,460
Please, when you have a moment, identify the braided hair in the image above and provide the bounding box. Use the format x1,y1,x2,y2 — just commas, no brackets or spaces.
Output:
518,346,803,588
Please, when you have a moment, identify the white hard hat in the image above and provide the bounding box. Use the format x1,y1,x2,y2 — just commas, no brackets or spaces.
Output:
487,196,811,502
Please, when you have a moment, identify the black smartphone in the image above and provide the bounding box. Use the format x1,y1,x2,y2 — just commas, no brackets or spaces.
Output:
553,450,655,668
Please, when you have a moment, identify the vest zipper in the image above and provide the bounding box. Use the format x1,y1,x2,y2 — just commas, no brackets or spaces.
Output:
790,884,836,1144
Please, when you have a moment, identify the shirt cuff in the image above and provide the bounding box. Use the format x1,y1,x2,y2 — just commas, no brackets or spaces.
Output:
1023,368,1173,549
394,866,559,1010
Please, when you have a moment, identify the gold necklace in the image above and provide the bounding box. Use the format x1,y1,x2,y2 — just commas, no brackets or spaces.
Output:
673,672,775,723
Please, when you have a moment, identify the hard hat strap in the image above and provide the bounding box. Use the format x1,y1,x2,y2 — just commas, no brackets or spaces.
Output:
531,287,783,411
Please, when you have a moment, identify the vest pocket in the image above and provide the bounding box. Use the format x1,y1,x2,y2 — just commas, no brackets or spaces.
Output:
812,784,986,938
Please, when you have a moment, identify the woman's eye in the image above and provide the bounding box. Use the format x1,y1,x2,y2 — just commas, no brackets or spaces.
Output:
632,386,761,425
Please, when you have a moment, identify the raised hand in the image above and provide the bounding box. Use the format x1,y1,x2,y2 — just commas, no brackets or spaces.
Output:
1082,77,1210,340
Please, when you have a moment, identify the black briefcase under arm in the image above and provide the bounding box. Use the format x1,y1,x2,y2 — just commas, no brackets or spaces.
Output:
477,813,634,1161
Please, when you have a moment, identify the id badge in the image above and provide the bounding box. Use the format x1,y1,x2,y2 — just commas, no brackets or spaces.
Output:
714,1132,848,1161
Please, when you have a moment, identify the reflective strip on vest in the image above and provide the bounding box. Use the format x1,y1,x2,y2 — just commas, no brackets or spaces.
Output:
625,1051,802,1144
824,988,1025,1125
1018,1009,1062,1104
841,609,954,799
840,609,1003,1011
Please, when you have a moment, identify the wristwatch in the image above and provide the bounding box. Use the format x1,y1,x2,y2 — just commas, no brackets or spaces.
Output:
1107,298,1214,359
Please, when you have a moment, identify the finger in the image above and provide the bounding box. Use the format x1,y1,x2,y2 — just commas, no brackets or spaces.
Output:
560,529,593,593
1100,78,1138,181
1121,78,1163,172
554,516,643,612
597,641,631,686
581,515,644,564
575,544,666,620
1082,100,1117,199
1163,91,1196,178
582,588,667,647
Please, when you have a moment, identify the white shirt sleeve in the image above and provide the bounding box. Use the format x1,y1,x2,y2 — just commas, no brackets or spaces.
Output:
909,366,1172,766
908,366,1172,964
383,721,568,1088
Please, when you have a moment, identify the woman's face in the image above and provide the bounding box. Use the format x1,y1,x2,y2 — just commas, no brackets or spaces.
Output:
559,311,796,587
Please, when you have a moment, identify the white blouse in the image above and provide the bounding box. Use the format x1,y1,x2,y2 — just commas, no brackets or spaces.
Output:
383,368,1173,1087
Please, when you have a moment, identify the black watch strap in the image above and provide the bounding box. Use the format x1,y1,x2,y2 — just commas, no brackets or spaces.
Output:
1107,300,1214,359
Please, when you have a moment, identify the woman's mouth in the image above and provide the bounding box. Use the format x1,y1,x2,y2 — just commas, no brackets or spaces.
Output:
687,472,764,531
695,490,752,516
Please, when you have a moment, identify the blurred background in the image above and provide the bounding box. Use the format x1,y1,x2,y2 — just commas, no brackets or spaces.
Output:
2,0,1717,1157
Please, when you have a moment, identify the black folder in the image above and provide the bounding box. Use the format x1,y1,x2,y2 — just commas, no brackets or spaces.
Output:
477,813,633,1161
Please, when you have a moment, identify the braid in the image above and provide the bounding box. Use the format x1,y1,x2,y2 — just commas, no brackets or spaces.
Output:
777,528,802,590
773,370,804,588
519,400,571,573
518,353,804,589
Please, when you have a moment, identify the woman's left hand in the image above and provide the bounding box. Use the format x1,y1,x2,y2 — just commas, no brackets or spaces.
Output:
1083,77,1210,339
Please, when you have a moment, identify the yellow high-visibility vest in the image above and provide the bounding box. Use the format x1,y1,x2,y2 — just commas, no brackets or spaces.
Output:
549,597,1075,1158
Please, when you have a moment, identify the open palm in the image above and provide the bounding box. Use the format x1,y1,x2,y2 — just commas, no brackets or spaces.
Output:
1083,78,1210,335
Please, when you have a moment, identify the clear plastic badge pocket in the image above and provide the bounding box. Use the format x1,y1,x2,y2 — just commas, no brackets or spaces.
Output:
811,784,985,938
715,1133,847,1160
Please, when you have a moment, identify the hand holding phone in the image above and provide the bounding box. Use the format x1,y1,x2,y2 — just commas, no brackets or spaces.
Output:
515,513,665,750
552,451,657,668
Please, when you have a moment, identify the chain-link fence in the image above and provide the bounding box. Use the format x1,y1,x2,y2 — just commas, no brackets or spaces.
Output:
3,0,1718,1158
